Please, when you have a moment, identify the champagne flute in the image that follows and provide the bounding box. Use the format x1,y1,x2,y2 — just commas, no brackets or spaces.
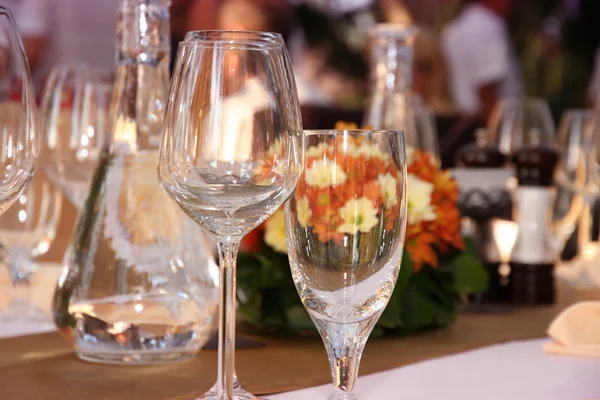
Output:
286,129,407,400
41,65,112,209
0,7,37,215
159,31,302,399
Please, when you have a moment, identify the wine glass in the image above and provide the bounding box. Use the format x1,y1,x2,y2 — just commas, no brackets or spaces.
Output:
40,65,112,209
285,129,407,400
553,110,599,258
488,98,555,157
0,131,61,321
0,7,37,215
159,31,302,399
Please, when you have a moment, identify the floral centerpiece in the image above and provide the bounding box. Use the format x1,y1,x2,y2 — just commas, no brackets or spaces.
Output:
237,123,487,336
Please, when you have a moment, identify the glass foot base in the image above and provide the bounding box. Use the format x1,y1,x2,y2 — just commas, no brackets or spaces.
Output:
0,299,49,322
328,390,358,400
76,350,196,365
197,377,262,400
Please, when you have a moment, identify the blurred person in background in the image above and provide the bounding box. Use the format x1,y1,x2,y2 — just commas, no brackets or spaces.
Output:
441,0,521,120
210,0,334,106
2,0,118,88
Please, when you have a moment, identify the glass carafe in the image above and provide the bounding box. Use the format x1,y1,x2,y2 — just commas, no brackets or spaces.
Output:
52,0,219,365
363,23,440,163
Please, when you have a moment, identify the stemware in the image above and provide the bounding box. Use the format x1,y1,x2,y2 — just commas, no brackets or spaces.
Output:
159,31,302,399
487,98,555,157
554,110,599,257
0,7,37,215
0,132,61,321
286,129,407,400
40,65,112,209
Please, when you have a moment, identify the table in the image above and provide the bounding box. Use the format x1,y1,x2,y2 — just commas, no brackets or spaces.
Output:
1,265,599,399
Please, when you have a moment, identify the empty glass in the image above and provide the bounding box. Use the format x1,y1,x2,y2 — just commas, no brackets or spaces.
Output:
40,65,112,209
159,31,302,399
554,110,599,256
488,98,555,157
286,129,407,400
0,132,61,321
0,7,37,215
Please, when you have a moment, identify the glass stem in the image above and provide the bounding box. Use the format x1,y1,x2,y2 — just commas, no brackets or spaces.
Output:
7,249,35,303
216,241,239,399
317,318,376,399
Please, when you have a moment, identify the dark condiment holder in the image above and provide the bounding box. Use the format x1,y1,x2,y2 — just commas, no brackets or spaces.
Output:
454,129,514,311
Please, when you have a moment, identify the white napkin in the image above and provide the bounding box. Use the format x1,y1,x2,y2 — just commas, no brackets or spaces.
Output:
544,301,600,358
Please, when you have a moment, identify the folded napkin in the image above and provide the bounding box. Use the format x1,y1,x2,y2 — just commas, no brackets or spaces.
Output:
544,302,600,358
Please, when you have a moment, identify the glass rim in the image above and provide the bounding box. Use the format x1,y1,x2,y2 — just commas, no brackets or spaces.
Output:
368,23,418,38
303,129,405,138
181,30,285,49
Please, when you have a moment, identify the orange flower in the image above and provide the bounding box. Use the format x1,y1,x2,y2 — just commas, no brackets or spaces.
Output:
406,232,439,270
261,123,465,274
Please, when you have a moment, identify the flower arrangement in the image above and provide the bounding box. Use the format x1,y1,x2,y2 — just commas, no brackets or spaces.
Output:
237,124,487,336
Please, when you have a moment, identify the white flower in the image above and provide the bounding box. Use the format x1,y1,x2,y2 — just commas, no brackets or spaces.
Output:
357,142,387,160
268,137,284,157
306,142,332,158
337,139,358,155
378,173,398,208
337,197,379,235
406,174,436,224
305,159,348,188
264,209,288,253
297,196,312,228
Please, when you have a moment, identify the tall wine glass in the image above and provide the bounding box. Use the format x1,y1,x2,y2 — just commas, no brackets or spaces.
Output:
159,31,302,399
554,110,599,257
41,65,112,209
0,7,37,215
0,129,61,321
286,129,407,400
488,98,555,157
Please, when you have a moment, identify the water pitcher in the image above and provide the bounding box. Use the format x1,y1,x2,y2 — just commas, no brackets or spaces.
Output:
52,0,219,365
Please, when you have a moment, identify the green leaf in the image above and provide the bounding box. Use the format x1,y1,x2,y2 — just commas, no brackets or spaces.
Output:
463,236,479,256
400,267,458,333
378,255,413,331
452,252,488,295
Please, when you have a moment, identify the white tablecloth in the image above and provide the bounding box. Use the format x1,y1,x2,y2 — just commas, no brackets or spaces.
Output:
1,265,599,400
271,339,600,399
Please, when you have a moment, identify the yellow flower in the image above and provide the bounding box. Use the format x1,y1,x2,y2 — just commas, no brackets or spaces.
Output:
407,174,436,225
305,159,348,188
297,195,312,228
337,197,379,235
264,209,288,253
378,173,398,208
